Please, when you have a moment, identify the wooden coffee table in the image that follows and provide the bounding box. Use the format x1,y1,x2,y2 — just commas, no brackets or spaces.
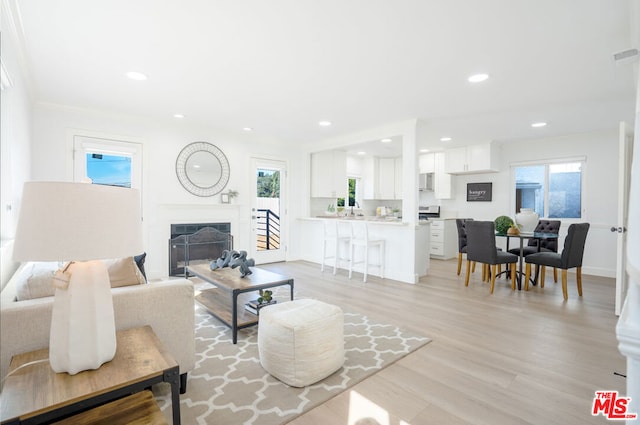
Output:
0,326,181,425
188,263,294,344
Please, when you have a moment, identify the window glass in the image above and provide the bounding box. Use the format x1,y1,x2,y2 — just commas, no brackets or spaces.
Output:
348,178,356,206
549,162,582,218
514,161,582,219
85,153,132,187
515,165,544,216
257,169,280,198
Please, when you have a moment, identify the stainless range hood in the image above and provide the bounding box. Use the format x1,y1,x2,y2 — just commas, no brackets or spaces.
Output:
419,173,434,191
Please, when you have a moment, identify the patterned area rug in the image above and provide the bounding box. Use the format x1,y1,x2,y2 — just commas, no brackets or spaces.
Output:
155,304,430,425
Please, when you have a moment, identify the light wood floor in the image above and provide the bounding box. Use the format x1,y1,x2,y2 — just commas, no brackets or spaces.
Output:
259,259,627,425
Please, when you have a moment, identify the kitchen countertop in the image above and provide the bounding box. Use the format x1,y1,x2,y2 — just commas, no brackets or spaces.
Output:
301,216,409,225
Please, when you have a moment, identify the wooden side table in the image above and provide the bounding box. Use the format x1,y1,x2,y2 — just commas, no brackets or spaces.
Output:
51,391,167,425
0,326,180,425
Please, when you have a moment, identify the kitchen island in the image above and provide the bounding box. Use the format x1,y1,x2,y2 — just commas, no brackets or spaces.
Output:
297,217,430,284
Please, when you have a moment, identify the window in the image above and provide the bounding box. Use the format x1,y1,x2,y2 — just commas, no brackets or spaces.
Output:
338,177,360,207
513,160,583,219
86,153,132,187
73,135,142,190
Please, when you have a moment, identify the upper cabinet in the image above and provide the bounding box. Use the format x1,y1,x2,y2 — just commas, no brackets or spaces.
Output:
377,157,396,200
363,156,402,200
394,157,403,200
418,153,435,174
433,152,453,199
311,150,347,198
444,143,500,174
418,152,453,199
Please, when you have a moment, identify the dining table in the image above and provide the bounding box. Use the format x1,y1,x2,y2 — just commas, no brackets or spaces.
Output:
495,231,559,290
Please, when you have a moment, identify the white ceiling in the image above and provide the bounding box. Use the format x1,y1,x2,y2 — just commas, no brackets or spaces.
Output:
10,0,638,154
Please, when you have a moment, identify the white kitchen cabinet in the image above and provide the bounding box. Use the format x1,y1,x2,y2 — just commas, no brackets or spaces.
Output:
433,152,453,199
429,219,457,260
311,150,347,198
419,153,435,173
394,157,403,200
377,157,396,200
444,143,500,174
364,156,402,200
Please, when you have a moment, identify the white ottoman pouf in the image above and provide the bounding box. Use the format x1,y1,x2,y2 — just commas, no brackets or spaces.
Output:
258,298,344,387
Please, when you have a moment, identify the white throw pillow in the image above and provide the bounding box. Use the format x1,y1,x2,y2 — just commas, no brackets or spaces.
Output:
15,262,59,301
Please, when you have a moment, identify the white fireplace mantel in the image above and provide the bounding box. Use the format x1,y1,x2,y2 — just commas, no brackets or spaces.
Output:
146,203,245,279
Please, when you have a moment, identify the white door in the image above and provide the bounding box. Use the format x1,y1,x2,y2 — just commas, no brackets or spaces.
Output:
250,158,287,264
615,121,633,315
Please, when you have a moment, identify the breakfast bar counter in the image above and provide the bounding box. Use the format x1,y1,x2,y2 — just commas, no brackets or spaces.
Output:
297,217,430,284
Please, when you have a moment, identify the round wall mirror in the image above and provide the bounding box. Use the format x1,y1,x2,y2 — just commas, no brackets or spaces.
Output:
176,142,230,197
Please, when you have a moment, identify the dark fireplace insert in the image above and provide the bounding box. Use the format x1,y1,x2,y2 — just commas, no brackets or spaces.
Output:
168,223,233,276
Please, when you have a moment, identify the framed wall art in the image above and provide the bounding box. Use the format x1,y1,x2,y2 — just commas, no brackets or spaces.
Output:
467,182,492,202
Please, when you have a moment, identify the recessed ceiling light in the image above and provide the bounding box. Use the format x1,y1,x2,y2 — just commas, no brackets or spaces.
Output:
381,138,392,143
173,113,185,119
531,122,547,128
318,121,332,127
440,137,452,142
357,151,366,155
420,149,430,153
468,73,489,83
126,71,148,81
243,127,253,132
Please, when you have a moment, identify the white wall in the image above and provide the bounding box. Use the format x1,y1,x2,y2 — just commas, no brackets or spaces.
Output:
29,103,306,279
1,0,33,287
439,130,619,277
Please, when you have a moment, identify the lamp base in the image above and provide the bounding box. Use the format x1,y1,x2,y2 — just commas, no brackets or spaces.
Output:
49,260,116,375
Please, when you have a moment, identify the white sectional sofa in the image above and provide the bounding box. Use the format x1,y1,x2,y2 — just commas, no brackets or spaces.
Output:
0,260,196,393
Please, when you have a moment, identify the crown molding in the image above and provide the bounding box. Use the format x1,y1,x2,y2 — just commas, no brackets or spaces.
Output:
1,0,34,97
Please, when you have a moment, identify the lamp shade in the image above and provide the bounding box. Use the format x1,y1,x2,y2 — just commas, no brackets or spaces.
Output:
13,182,143,262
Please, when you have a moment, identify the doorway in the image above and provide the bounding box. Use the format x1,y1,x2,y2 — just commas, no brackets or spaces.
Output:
250,158,287,264
615,122,633,315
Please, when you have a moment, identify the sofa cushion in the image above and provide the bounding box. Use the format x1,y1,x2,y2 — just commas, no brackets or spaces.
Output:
15,262,59,301
104,257,147,287
134,252,147,279
11,256,146,302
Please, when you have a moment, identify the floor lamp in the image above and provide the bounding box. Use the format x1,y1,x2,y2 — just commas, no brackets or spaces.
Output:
13,182,143,375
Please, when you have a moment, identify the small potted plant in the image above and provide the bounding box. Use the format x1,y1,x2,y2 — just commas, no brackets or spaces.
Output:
494,215,514,234
257,289,273,305
507,223,521,235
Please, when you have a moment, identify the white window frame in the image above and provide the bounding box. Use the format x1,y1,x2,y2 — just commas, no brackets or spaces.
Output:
73,135,142,190
510,156,586,221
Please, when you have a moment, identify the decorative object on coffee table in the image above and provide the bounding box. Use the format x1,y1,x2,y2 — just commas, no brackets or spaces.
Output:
210,249,233,270
244,291,277,315
229,250,255,277
12,182,143,375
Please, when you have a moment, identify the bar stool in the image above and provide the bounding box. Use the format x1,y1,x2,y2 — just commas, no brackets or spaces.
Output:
321,220,351,274
348,221,384,282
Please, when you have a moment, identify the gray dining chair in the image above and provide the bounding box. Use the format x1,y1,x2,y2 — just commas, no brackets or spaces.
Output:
523,223,590,300
464,221,518,294
508,219,561,283
455,218,476,276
